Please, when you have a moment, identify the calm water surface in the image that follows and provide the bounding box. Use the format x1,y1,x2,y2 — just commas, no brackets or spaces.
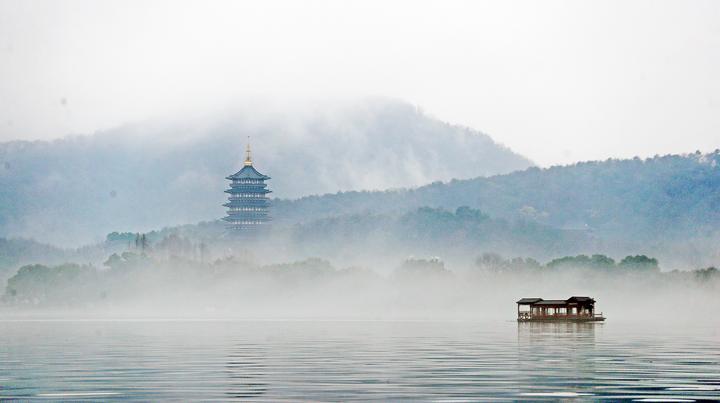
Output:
0,319,718,401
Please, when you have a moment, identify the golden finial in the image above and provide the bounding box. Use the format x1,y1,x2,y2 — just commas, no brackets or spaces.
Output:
244,137,252,166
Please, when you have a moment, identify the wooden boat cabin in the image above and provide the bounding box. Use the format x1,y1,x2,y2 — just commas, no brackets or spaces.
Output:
517,296,605,322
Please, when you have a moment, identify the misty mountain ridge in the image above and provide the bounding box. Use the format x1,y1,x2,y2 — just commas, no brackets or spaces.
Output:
129,150,717,269
275,150,720,242
0,98,532,245
1,96,718,270
1,151,718,280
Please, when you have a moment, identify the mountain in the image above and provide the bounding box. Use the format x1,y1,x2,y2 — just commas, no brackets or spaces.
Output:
0,238,67,285
2,151,719,271
275,151,720,239
0,98,533,246
107,151,720,269
270,151,720,268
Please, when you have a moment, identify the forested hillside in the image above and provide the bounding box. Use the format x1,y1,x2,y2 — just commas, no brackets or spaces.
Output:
0,238,67,285
2,150,717,271
275,151,720,244
0,98,532,245
110,148,720,268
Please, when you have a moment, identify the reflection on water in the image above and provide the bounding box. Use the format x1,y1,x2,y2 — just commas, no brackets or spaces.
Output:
517,322,599,398
0,320,718,401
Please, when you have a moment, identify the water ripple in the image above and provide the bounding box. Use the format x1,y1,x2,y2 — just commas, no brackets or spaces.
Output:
0,320,718,401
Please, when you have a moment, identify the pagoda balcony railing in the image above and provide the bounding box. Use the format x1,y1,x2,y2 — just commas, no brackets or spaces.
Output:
226,191,270,196
230,183,268,188
229,188,270,192
231,181,264,184
228,196,269,200
224,218,272,224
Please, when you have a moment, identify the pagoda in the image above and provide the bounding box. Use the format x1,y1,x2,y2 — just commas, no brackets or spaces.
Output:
222,142,272,231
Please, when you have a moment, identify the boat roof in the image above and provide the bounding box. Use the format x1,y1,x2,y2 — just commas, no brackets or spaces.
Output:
517,298,543,305
517,296,596,306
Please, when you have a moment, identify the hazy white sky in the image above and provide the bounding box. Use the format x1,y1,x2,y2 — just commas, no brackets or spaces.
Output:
1,0,718,166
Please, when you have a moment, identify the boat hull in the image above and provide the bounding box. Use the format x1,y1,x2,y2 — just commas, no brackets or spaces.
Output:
518,317,605,322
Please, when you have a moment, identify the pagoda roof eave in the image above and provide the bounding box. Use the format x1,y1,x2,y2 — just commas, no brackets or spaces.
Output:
227,165,271,180
225,189,272,194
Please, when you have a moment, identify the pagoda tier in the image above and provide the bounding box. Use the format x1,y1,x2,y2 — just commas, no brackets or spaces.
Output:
226,186,271,192
225,188,272,197
223,144,271,231
223,197,270,207
224,213,270,220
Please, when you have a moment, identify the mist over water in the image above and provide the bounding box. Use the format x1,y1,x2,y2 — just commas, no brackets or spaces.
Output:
2,142,718,399
0,0,718,400
2,241,717,323
2,165,717,401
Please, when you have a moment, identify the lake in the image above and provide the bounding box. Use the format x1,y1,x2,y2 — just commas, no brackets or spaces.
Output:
0,319,718,401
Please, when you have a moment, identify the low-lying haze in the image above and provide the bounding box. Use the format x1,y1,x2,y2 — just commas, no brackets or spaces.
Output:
0,2,718,400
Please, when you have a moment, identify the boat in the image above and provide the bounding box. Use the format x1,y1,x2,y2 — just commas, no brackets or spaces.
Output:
516,296,605,322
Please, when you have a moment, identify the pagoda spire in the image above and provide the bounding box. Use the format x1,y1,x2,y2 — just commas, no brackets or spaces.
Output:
244,137,253,166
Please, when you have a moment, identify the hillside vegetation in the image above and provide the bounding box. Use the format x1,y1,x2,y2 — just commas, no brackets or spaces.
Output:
275,151,720,243
0,98,532,245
